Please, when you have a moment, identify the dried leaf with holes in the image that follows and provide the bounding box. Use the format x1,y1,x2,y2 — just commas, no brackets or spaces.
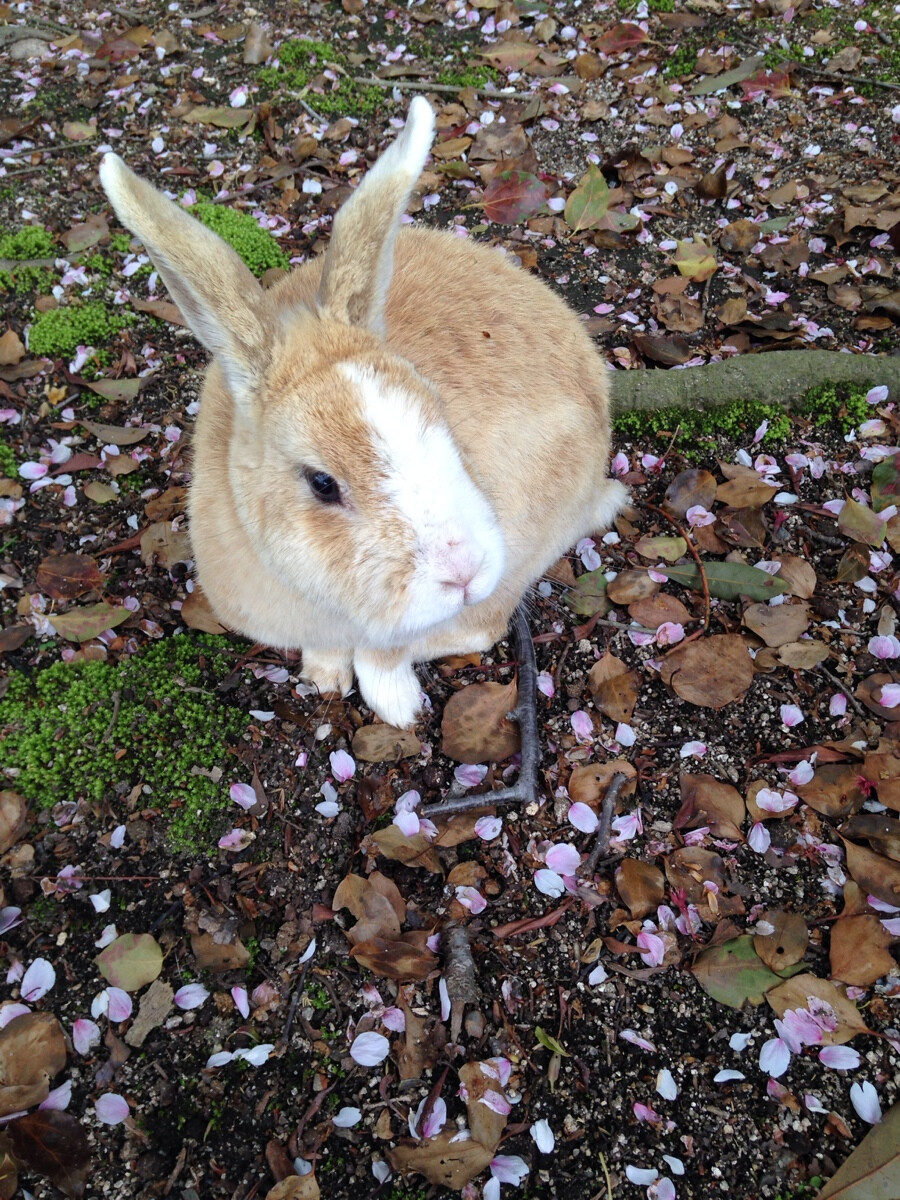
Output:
752,910,808,971
388,1130,495,1190
332,874,402,946
796,766,865,819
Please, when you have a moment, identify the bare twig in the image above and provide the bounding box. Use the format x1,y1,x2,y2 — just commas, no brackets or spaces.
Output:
444,926,478,1043
280,954,314,1047
816,663,869,721
102,689,122,742
581,771,627,876
794,63,900,92
350,74,534,99
421,607,539,818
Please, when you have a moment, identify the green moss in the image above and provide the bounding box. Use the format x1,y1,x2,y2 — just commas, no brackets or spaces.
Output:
0,440,18,479
109,232,134,254
0,225,55,259
798,381,872,432
29,301,132,359
85,252,113,278
613,397,792,454
663,43,698,79
259,37,385,118
435,63,500,88
190,202,290,276
0,635,249,852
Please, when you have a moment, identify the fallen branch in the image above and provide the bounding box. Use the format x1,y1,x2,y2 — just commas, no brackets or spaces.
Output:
610,350,900,415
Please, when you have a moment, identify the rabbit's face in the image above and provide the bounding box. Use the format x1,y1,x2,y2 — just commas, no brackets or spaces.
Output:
236,323,506,649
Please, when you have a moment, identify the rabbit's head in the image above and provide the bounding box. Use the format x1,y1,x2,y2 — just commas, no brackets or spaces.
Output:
100,98,506,649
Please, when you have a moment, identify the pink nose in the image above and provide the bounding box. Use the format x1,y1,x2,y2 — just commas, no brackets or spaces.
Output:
437,539,482,595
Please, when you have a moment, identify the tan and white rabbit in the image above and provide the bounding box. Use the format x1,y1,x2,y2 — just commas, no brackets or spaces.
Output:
99,97,626,728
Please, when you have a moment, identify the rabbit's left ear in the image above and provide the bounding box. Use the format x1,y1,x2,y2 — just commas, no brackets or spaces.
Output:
315,96,435,338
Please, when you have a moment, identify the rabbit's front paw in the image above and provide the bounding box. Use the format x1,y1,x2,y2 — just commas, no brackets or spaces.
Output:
300,648,353,698
355,652,422,729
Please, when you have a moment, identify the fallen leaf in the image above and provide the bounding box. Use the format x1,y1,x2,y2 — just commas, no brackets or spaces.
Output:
863,742,900,812
78,419,149,446
594,21,647,54
565,164,611,232
635,535,687,563
332,874,402,945
482,170,550,224
716,473,779,508
139,521,192,569
180,588,229,634
0,790,30,855
36,553,105,600
83,377,142,404
350,938,438,982
388,1130,494,1190
675,773,746,840
856,674,900,721
797,766,865,819
458,1060,508,1150
265,1175,321,1200
95,932,163,991
243,21,274,64
742,601,810,647
83,481,118,504
840,837,900,907
132,297,186,325
777,641,830,670
689,54,764,95
124,978,175,1048
0,1013,67,1118
628,593,692,629
49,603,130,643
615,859,665,919
815,1100,900,1199
7,1110,90,1200
753,910,809,971
842,814,900,862
369,826,441,873
691,936,794,1008
441,679,520,763
352,724,422,762
567,760,637,806
829,914,895,987
0,330,25,366
60,214,107,254
672,236,718,282
182,104,255,128
563,565,610,616
871,453,900,514
589,653,640,723
606,569,659,605
838,499,887,547
660,634,754,708
190,932,250,971
766,974,869,1044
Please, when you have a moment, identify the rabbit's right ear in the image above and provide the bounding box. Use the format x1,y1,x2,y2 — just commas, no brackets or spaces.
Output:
99,155,270,412
316,96,435,338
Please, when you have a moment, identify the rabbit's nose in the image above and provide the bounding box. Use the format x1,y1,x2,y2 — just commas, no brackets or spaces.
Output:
437,540,483,597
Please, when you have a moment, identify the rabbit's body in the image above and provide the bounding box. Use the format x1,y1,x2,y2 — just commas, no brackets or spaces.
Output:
101,98,625,727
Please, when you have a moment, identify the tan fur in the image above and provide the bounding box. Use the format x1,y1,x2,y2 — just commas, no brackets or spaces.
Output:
99,100,626,726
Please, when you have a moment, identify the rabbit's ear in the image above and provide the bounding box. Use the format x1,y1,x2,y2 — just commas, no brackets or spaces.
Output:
316,96,435,337
99,154,269,411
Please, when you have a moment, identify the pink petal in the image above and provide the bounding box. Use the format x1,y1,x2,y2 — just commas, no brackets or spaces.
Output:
231,986,250,1018
329,749,356,782
620,1029,656,1052
422,1096,447,1138
850,1080,882,1124
382,1006,406,1031
534,868,566,897
656,622,684,646
393,810,420,837
218,828,255,851
748,822,771,853
530,1118,555,1153
780,704,804,727
454,763,488,788
21,958,55,1002
536,671,555,697
73,1018,101,1055
230,782,257,810
39,1080,72,1111
479,1090,511,1115
878,683,900,708
174,983,209,1010
568,802,599,833
19,461,48,480
475,815,502,840
829,693,848,716
759,1037,791,1078
95,1093,130,1125
570,710,594,743
545,842,581,875
333,1106,362,1128
107,987,133,1022
818,1045,860,1071
350,1031,390,1067
490,1154,529,1186
455,886,487,914
637,931,665,967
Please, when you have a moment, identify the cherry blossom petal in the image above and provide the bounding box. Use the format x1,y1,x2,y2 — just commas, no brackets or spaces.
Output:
207,1050,235,1068
714,1069,746,1083
868,635,900,659
350,1031,390,1067
850,1080,882,1124
748,822,771,853
655,1069,678,1100
21,958,55,1002
299,939,317,964
654,1178,677,1200
234,1043,274,1066
568,802,599,833
878,683,900,708
423,1097,447,1139
439,977,451,1022
588,962,608,985
174,983,209,1011
382,1006,406,1032
73,1018,101,1055
0,1004,30,1028
626,1166,659,1185
866,385,889,404
95,1093,130,1125
490,1154,529,1186
545,842,581,875
819,1045,860,1071
333,1106,361,1128
39,1080,72,1111
475,815,502,840
656,622,684,647
570,710,594,743
454,763,488,789
829,693,848,716
455,886,487,914
780,704,804,727
0,907,22,935
637,931,666,967
218,828,255,851
230,782,257,810
231,986,250,1018
536,672,555,697
759,1038,791,1078
620,1029,656,1052
679,741,707,758
330,749,356,782
479,1090,511,1115
729,1032,752,1051
534,869,566,897
530,1118,555,1153
394,810,421,837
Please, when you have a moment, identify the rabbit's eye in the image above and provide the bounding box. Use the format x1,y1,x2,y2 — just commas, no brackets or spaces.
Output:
305,469,342,505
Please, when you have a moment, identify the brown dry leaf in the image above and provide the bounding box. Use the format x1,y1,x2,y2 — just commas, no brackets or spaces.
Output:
660,634,754,708
775,555,817,598
665,847,745,919
369,827,442,873
388,1130,494,1190
0,1013,67,1118
864,740,900,811
181,588,229,635
629,594,692,629
124,978,174,1049
349,938,438,982
35,553,105,601
352,724,421,763
132,296,186,325
777,640,830,669
715,472,779,508
145,486,188,520
0,1133,16,1200
766,974,869,1044
140,521,192,569
332,874,402,945
588,653,640,723
719,218,759,254
716,506,768,550
0,791,29,855
83,480,118,504
815,1101,900,1200
656,291,704,333
606,569,659,605
78,418,149,446
675,773,746,840
838,498,887,547
441,679,519,763
797,766,865,819
432,811,491,848
842,814,900,862
753,910,809,971
265,1176,321,1200
568,759,637,806
742,602,810,647
243,21,274,64
0,330,25,366
615,859,665,919
829,914,895,986
840,836,900,907
458,1061,509,1151
190,932,250,971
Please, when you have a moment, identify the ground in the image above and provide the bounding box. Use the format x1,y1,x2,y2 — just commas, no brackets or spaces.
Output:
0,1,899,1200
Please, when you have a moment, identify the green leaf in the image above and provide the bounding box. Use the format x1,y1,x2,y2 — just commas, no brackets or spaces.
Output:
95,932,164,991
564,165,611,233
49,602,131,643
691,936,802,1009
660,562,789,602
84,377,142,403
688,54,765,96
535,1026,570,1056
563,566,610,616
871,452,900,513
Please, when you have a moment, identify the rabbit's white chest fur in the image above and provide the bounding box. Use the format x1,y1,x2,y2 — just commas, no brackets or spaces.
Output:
100,97,626,728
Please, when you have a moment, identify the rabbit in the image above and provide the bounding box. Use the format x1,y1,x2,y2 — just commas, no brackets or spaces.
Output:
99,96,627,730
